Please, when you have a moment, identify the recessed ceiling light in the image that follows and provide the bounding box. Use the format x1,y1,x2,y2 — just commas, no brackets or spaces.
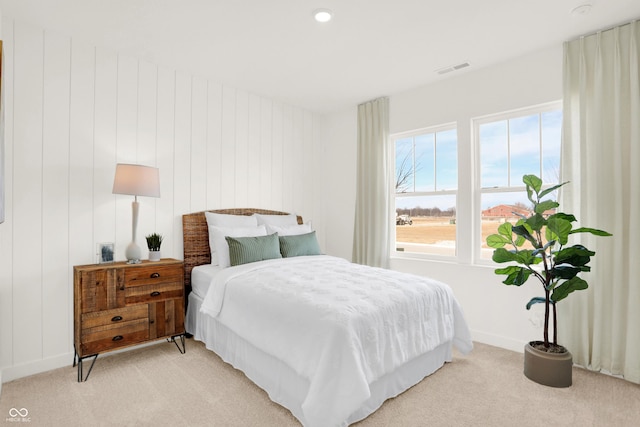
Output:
571,4,593,16
313,9,333,23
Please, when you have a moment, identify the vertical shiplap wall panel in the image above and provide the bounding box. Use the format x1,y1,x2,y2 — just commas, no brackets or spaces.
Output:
271,102,284,209
0,17,16,369
247,94,261,205
172,71,192,258
41,30,72,357
156,67,176,257
292,107,304,215
190,76,208,212
206,83,222,208
115,56,140,258
1,18,326,379
93,47,118,248
259,98,273,209
68,40,95,265
282,105,294,211
234,90,249,207
302,112,315,219
137,61,158,167
220,87,236,207
136,61,159,243
115,56,139,162
311,114,325,245
12,21,44,362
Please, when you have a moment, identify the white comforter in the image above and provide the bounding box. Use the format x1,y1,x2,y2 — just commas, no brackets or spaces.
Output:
200,255,472,427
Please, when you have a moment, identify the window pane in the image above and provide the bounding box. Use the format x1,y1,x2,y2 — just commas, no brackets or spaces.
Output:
480,121,508,187
414,134,434,192
480,192,533,259
395,195,456,256
395,137,414,193
542,110,562,184
436,129,458,190
509,114,540,184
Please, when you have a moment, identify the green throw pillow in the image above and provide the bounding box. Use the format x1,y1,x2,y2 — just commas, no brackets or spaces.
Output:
279,231,322,258
226,233,282,266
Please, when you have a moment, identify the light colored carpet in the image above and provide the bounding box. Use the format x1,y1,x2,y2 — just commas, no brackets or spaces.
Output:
1,339,638,426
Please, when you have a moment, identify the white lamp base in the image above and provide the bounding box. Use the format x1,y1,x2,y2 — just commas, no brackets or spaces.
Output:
125,199,142,263
125,241,142,264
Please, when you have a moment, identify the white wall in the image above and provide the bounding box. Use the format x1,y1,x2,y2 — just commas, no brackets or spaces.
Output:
323,46,564,352
320,106,357,261
0,18,324,382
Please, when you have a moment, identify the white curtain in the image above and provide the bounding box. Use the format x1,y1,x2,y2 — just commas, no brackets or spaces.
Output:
561,21,640,383
353,97,390,268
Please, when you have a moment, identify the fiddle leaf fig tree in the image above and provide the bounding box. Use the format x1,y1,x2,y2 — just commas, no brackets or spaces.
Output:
486,175,611,350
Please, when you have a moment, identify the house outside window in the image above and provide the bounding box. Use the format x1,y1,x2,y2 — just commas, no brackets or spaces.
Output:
475,101,562,260
392,124,457,257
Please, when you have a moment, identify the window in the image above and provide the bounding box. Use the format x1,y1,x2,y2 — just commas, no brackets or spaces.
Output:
392,124,457,257
476,102,562,260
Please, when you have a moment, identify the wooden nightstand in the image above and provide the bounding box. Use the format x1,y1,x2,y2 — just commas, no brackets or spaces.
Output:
73,258,186,381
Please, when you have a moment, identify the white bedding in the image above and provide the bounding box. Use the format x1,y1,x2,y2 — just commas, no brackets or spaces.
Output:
191,263,223,299
198,255,472,427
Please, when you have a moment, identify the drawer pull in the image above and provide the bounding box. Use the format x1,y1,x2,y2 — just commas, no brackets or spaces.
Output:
150,291,161,297
112,335,123,342
111,316,123,322
150,272,160,278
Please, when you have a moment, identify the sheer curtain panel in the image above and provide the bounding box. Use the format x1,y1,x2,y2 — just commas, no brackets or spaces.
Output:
353,97,390,268
561,21,640,383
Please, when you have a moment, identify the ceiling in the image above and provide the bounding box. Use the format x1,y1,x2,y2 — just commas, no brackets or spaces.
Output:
1,0,639,113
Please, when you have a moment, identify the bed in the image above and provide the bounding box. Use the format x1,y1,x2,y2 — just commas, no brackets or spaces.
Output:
182,208,473,427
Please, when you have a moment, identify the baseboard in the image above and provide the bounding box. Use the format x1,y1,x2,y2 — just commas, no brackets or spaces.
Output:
1,340,168,384
1,352,74,384
470,329,527,354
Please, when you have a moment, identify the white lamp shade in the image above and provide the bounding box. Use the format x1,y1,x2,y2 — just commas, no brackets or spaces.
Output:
112,163,160,197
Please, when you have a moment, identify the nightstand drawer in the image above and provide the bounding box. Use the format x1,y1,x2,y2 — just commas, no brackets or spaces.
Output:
81,318,149,355
124,264,183,288
125,282,183,305
78,269,123,312
81,305,148,329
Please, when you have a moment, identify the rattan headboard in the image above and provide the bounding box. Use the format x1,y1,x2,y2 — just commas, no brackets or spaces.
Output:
182,208,303,289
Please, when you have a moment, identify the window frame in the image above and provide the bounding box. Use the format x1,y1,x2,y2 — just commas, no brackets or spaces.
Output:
472,100,562,264
390,122,458,260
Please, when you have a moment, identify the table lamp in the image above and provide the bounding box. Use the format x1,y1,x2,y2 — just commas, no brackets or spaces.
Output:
112,163,160,263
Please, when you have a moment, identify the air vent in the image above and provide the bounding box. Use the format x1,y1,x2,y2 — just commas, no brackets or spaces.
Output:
435,62,470,75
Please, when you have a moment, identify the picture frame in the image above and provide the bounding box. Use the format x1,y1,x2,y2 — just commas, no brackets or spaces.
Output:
97,242,115,264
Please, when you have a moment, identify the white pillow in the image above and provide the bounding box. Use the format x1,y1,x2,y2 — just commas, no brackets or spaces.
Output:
253,213,298,227
205,211,258,227
211,225,267,268
205,212,259,264
267,223,313,236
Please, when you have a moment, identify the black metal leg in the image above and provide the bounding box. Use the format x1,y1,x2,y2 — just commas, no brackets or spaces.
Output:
76,354,99,382
73,335,185,383
169,334,186,354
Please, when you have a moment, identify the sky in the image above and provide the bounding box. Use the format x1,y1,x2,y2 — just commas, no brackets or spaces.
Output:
395,109,562,212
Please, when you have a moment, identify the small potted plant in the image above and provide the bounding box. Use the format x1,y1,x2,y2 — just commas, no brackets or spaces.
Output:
486,174,611,387
145,233,163,262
